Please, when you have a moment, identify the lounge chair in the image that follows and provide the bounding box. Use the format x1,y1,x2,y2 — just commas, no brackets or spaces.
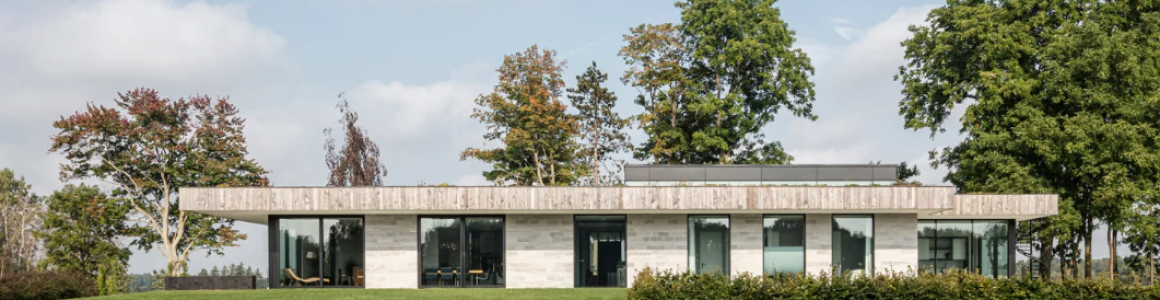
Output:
284,268,329,286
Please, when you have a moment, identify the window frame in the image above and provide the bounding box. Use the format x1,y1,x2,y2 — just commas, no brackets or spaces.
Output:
917,219,1015,278
761,214,806,275
415,215,506,289
268,215,366,289
686,214,731,275
831,214,875,276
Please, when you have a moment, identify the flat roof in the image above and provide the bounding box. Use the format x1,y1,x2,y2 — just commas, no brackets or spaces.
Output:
624,164,897,182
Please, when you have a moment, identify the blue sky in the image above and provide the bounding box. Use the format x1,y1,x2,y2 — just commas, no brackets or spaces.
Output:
0,0,1124,274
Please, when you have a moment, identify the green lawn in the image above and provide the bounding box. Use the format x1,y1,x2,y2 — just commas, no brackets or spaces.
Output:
92,288,627,300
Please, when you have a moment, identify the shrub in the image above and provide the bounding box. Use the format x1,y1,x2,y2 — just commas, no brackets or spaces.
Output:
0,271,98,300
627,268,1160,300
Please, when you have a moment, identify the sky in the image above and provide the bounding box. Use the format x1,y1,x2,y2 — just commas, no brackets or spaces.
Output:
0,0,1127,274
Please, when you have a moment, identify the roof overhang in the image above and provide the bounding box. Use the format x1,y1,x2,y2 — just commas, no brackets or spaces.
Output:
179,186,1058,225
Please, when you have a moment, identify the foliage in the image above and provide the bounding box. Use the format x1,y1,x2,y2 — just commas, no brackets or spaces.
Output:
0,168,42,278
628,267,1160,300
567,62,632,186
1124,201,1160,284
896,0,1160,278
0,271,98,300
95,260,129,296
461,45,584,186
48,88,271,276
620,0,816,164
324,95,388,187
38,184,130,287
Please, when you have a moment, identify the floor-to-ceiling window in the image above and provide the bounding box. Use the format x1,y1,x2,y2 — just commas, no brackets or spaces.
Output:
917,220,1010,277
689,215,730,275
574,216,626,287
763,215,805,275
832,215,873,276
276,216,363,288
419,216,504,288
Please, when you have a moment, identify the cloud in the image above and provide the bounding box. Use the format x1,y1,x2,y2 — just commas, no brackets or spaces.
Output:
834,26,862,41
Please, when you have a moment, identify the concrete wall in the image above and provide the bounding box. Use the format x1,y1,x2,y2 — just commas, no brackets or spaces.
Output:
505,215,574,288
874,213,918,274
730,214,763,277
626,214,687,286
365,215,418,289
804,214,833,275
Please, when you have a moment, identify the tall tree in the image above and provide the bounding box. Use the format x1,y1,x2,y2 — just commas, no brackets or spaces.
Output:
49,88,270,276
324,96,388,186
38,184,130,280
0,168,41,278
461,45,584,186
1125,198,1160,284
621,0,817,164
197,268,208,277
210,266,219,277
897,0,1160,279
568,62,632,186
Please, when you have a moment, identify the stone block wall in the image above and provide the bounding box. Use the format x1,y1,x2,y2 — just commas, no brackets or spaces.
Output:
365,214,418,289
874,213,918,274
804,214,833,275
730,214,763,277
626,214,686,286
505,215,574,288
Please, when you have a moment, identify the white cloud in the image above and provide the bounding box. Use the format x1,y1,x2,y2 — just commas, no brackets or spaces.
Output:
345,79,487,139
834,26,862,41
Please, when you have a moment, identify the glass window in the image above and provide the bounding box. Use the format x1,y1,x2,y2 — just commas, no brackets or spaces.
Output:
419,216,504,287
688,215,730,275
574,216,626,287
420,217,461,287
323,218,364,287
917,221,937,273
763,215,804,274
832,215,873,276
279,219,322,287
465,217,504,286
973,221,1008,277
917,220,1011,278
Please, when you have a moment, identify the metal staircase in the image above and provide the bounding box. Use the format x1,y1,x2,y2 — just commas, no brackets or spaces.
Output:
1016,218,1047,278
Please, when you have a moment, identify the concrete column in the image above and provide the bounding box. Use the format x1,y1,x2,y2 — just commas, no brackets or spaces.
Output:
365,214,418,289
505,215,573,288
874,213,918,275
730,214,763,277
804,214,833,275
626,214,686,286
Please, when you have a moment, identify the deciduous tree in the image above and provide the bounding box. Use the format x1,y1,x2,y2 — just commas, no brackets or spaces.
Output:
621,0,816,164
461,45,584,186
38,184,130,284
49,88,270,276
0,168,41,278
568,62,632,186
897,0,1160,279
324,96,388,187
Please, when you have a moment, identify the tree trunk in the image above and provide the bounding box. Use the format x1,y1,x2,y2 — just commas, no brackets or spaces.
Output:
592,123,600,186
1084,218,1093,279
1041,232,1055,279
1149,250,1155,286
1108,228,1117,281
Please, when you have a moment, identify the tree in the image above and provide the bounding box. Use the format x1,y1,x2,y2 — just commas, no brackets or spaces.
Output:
1125,198,1160,284
897,0,1160,279
210,266,219,277
324,95,388,187
38,184,130,282
621,0,817,164
0,168,41,277
896,162,921,185
49,88,271,276
567,62,632,186
197,268,208,277
461,45,584,186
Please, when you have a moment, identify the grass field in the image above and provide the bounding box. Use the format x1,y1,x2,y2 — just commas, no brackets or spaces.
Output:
91,288,627,300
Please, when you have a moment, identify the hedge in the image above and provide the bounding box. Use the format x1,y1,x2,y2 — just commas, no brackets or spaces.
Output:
628,268,1160,300
0,271,97,300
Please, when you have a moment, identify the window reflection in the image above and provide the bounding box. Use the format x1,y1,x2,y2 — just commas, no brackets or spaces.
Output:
832,215,873,276
689,215,730,275
917,220,1010,277
324,218,364,287
419,217,505,287
279,219,322,287
763,215,804,275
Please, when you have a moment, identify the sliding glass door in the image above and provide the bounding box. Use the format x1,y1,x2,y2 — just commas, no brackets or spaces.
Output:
419,216,504,288
574,216,626,287
276,216,364,288
918,220,1010,277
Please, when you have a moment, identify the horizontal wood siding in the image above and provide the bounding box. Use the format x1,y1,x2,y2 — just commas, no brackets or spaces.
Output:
934,194,1059,217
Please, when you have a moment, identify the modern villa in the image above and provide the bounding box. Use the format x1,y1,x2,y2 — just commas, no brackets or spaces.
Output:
179,164,1058,289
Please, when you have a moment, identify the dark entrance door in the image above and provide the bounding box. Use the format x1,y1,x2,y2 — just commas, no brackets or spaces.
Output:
575,216,626,287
